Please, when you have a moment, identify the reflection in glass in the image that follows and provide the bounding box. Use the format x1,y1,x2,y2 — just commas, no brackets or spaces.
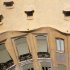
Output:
0,43,14,70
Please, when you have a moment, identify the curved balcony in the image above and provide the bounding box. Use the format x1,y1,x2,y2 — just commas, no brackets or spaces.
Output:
0,60,14,70
19,58,52,70
38,52,50,58
6,65,16,70
19,52,50,62
19,53,32,61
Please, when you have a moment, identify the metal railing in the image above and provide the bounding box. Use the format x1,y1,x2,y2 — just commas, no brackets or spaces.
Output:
19,53,32,61
38,52,50,58
6,65,16,70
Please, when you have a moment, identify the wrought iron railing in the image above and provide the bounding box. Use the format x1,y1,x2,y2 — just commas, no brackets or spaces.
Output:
38,52,50,58
0,60,14,70
6,65,16,70
19,53,32,61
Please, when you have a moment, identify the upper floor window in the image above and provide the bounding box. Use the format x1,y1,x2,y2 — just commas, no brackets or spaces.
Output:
0,14,3,24
35,34,48,52
35,34,50,58
63,10,70,16
56,38,64,53
3,0,14,9
14,36,32,61
63,9,70,21
0,43,13,69
25,10,34,20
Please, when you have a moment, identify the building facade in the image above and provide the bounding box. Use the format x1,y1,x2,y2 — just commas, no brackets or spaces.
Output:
0,0,70,70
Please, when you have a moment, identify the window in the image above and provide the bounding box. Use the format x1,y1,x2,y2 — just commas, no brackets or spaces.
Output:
0,43,13,69
36,34,48,52
40,62,51,70
25,10,34,20
3,0,14,8
0,14,3,24
14,37,32,61
58,64,66,70
63,10,70,21
56,38,64,53
63,10,70,16
35,34,50,58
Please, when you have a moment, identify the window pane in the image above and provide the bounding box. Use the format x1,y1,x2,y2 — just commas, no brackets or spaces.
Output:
14,37,29,56
56,39,61,51
60,40,64,52
56,39,64,52
0,43,13,69
36,35,48,52
0,44,11,63
58,64,66,70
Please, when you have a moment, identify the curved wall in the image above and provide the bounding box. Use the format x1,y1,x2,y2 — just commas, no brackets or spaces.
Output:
0,0,70,33
0,27,70,70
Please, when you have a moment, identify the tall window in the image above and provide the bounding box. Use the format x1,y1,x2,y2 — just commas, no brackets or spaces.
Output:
35,34,48,52
0,43,13,69
14,36,32,61
14,37,29,55
35,34,50,58
56,38,64,53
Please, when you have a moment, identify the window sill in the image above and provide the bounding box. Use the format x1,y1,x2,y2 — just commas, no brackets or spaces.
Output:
56,51,64,53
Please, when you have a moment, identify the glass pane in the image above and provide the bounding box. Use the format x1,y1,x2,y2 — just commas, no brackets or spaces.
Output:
56,39,64,52
14,37,29,56
14,37,32,61
56,39,61,51
36,35,48,52
58,64,66,70
60,40,64,52
0,43,13,70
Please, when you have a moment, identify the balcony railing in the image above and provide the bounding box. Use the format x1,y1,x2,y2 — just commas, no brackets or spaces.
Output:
38,52,50,58
19,53,32,61
0,60,14,70
6,65,16,70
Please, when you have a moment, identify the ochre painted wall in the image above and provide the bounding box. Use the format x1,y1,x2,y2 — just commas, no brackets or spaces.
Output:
0,0,70,33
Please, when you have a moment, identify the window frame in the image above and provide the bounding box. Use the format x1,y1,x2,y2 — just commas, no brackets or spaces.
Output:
55,38,65,53
34,33,49,53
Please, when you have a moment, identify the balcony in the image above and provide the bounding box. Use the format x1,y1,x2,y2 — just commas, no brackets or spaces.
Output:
0,60,14,70
6,65,16,70
38,52,50,58
19,53,32,61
